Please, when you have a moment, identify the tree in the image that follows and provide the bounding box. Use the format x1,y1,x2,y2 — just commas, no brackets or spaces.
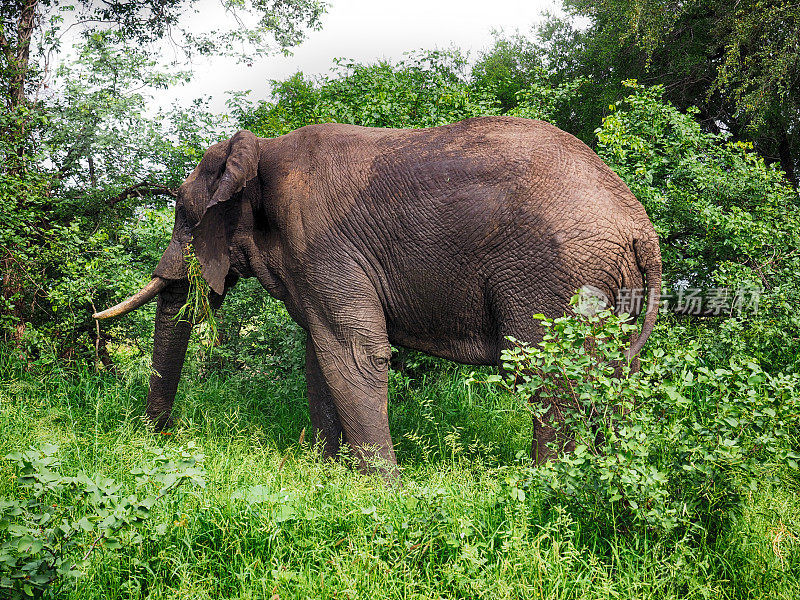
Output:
537,0,800,185
0,31,227,362
470,34,544,113
0,0,326,348
233,50,499,136
596,83,800,370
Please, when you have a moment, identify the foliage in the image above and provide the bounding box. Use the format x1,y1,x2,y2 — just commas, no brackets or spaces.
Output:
470,34,545,112
176,244,217,351
0,108,51,339
0,442,205,598
182,0,328,58
538,0,800,184
2,0,326,71
0,0,327,356
470,33,592,135
1,346,798,598
507,75,588,126
484,295,800,541
470,28,614,146
45,31,192,201
596,82,800,370
210,282,306,376
232,50,500,136
0,27,231,362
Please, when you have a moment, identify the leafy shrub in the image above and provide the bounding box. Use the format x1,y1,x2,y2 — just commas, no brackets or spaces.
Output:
232,50,499,137
482,295,800,541
1,33,226,366
597,82,800,371
206,282,305,376
0,443,205,599
470,34,545,112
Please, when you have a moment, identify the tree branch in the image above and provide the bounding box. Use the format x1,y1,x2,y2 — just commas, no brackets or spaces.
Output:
107,181,177,207
10,0,39,110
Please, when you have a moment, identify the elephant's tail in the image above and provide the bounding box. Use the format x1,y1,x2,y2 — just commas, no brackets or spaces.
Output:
625,235,662,359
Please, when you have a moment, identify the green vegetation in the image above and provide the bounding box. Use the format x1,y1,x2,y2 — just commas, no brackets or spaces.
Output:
2,1,799,597
1,443,205,598
528,0,800,185
492,296,799,539
2,339,799,598
176,245,218,353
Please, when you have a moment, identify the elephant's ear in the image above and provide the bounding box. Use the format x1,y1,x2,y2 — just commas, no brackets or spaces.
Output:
192,130,260,295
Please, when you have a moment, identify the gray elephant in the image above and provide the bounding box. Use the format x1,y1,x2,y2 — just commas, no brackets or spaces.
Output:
95,116,661,476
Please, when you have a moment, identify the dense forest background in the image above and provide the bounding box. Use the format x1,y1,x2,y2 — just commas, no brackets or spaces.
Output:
1,1,799,598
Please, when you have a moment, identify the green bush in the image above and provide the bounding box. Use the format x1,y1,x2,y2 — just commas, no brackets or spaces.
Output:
0,443,205,598
482,295,800,541
597,82,800,371
232,50,499,137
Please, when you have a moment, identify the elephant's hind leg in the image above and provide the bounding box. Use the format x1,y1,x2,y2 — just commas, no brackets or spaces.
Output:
495,297,575,465
531,401,575,464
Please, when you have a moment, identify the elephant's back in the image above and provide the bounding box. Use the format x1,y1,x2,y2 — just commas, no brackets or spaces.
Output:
275,116,644,224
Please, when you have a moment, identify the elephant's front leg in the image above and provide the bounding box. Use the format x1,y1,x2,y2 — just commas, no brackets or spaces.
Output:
305,337,344,459
308,322,398,480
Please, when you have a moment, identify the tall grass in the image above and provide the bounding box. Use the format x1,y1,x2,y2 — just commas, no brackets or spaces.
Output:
1,348,798,599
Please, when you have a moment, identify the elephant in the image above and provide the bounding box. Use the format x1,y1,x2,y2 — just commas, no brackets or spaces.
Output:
95,116,661,477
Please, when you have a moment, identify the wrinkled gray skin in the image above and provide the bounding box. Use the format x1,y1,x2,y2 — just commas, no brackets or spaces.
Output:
136,117,661,477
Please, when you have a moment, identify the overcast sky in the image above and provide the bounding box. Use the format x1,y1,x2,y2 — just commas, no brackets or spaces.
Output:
161,0,553,111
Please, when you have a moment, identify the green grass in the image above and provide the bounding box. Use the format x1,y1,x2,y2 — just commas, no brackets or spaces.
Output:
1,351,798,599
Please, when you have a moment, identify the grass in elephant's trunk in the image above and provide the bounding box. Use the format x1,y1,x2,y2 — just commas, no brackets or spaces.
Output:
176,243,218,353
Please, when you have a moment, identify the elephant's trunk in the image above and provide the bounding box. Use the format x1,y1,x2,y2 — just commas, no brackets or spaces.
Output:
146,282,192,430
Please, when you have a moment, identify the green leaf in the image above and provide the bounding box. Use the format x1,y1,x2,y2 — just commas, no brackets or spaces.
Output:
103,538,122,550
159,472,177,490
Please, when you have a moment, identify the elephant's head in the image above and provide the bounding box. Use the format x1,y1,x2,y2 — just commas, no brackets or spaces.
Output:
94,130,261,428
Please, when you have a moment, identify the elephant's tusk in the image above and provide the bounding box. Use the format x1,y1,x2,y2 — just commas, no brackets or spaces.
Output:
93,277,169,320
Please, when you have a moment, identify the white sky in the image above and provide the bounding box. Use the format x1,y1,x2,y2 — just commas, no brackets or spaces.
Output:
160,0,553,112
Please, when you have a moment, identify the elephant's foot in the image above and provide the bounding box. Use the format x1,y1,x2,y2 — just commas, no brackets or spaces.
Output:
146,410,174,432
311,427,342,460
346,441,400,484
